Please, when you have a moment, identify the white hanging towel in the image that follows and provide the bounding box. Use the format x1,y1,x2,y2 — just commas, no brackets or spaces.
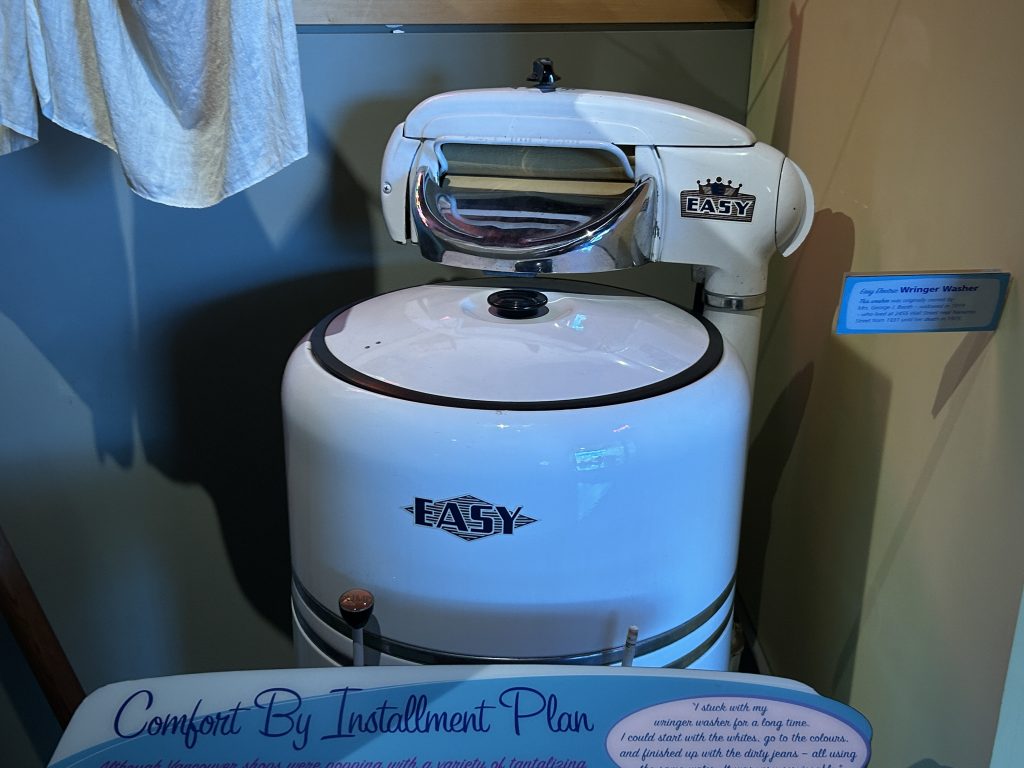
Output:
0,0,308,207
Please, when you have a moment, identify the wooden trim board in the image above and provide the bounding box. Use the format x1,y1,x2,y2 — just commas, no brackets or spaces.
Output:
294,1,756,26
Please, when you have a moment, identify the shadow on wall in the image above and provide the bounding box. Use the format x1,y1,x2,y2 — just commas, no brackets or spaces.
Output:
795,336,890,702
769,0,806,154
932,330,994,416
740,209,857,629
0,120,137,469
746,0,805,151
148,267,375,636
137,134,378,635
0,116,379,666
740,210,890,703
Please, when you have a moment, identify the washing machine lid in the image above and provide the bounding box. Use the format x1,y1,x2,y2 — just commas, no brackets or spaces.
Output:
311,278,722,409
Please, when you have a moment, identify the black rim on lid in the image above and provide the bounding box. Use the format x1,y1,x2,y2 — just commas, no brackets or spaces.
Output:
309,278,724,411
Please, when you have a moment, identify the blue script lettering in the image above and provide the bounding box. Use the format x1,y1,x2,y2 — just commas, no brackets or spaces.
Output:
254,687,311,750
498,687,594,736
323,687,493,739
114,689,246,749
323,686,362,740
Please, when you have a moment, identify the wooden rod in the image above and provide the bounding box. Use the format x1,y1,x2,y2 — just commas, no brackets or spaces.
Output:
0,525,85,728
294,0,756,26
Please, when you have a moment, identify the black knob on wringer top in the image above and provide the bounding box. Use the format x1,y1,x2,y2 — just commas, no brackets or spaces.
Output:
527,58,560,92
339,588,374,666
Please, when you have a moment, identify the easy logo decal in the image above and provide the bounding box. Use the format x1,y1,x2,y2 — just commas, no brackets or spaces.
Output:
680,177,756,222
405,495,537,541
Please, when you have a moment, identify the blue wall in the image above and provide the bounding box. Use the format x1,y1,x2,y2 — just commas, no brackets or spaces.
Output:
0,27,752,766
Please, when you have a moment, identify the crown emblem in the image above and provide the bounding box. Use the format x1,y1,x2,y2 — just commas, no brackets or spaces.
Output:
698,177,743,196
680,176,756,222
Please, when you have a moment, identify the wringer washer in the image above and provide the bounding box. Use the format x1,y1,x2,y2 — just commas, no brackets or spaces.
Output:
284,62,814,669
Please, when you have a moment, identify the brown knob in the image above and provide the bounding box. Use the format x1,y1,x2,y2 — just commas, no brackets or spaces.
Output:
339,588,374,630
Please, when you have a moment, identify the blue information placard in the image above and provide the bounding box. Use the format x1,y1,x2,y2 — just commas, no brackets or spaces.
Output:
47,666,872,768
835,271,1010,335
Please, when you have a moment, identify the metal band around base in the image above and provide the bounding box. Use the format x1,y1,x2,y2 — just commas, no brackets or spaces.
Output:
703,291,766,311
292,574,734,667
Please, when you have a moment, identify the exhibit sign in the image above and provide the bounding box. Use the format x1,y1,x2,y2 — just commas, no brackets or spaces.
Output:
835,271,1010,334
48,667,871,768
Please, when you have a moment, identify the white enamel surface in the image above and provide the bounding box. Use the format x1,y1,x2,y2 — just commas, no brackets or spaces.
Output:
703,307,761,392
380,124,420,243
775,157,815,257
654,143,789,296
284,328,750,663
322,284,711,402
402,88,755,147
